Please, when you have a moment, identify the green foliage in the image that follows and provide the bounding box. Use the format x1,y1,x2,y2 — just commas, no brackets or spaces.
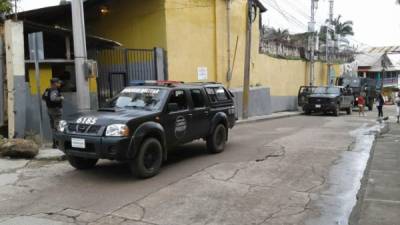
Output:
332,15,354,37
262,26,290,43
0,0,12,14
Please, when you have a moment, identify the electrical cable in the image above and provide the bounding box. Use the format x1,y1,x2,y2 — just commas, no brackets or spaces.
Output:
260,0,308,30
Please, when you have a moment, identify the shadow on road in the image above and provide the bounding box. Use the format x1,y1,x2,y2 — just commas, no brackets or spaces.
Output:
62,141,211,182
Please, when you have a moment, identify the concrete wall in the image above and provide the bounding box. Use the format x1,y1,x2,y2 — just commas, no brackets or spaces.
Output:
230,87,272,118
84,0,343,116
5,21,26,138
230,87,298,119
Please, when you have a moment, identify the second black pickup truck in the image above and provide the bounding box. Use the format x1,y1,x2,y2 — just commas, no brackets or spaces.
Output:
301,86,354,116
55,82,236,178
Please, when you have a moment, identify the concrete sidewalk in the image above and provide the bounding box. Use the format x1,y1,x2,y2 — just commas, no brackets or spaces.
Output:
354,122,400,225
237,111,301,124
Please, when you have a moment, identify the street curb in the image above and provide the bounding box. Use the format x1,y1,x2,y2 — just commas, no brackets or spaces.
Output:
35,155,67,162
349,121,390,225
236,112,302,125
35,149,67,162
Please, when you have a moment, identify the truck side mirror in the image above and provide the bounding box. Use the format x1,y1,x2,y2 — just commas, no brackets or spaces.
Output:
167,103,179,112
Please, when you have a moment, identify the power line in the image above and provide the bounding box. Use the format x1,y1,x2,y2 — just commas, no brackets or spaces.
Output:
262,0,327,32
260,0,308,30
269,0,308,28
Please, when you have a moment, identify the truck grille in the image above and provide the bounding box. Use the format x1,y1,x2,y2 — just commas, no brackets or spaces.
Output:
67,123,102,135
309,98,331,104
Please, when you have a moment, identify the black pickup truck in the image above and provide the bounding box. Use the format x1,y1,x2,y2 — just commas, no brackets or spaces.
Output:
336,76,377,111
55,82,236,178
300,86,354,116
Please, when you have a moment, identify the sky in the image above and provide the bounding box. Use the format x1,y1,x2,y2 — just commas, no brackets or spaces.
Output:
18,0,400,48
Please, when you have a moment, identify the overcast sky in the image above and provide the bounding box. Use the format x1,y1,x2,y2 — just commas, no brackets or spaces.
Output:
19,0,400,48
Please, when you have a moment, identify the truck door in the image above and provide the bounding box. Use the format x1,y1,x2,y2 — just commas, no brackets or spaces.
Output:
163,90,192,145
188,89,210,139
298,86,313,107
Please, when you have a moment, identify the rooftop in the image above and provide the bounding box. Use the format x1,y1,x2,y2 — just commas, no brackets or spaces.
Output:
364,46,400,54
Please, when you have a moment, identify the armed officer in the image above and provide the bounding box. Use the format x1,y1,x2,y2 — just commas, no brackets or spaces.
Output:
42,78,64,147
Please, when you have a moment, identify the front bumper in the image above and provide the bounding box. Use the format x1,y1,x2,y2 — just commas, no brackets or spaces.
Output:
303,103,337,112
54,133,131,160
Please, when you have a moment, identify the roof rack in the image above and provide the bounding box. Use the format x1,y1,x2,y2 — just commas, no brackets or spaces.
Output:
186,82,222,85
129,80,184,87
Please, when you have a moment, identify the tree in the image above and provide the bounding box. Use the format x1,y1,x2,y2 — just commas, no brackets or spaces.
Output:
332,15,354,38
262,27,290,43
0,0,13,14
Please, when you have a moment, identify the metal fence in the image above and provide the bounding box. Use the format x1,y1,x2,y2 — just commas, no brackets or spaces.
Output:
94,48,158,105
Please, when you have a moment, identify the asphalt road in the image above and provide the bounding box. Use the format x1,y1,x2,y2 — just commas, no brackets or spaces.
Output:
0,108,391,225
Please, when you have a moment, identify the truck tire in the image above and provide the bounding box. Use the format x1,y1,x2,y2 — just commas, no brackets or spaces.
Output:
67,156,98,170
346,106,352,115
130,138,163,179
333,105,340,117
207,124,227,154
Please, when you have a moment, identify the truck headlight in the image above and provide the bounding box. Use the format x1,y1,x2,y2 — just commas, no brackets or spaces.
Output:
58,120,68,132
106,124,129,137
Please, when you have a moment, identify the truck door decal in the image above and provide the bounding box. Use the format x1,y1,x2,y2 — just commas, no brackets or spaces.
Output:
175,116,187,139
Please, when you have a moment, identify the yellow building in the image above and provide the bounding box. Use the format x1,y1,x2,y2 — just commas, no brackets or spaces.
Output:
86,0,340,113
19,0,341,115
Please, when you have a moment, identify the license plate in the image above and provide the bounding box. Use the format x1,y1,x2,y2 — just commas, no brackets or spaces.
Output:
71,138,86,149
315,104,321,108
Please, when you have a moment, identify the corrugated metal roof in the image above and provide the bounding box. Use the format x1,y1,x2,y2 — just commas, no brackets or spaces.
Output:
387,54,400,66
356,53,382,67
356,51,400,72
366,46,400,53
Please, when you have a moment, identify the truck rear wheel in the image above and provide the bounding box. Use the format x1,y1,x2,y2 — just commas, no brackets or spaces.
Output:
67,156,98,170
346,107,352,115
130,138,163,179
207,124,227,154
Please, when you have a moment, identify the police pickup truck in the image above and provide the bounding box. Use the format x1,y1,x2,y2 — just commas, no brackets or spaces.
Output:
55,82,236,178
300,86,354,116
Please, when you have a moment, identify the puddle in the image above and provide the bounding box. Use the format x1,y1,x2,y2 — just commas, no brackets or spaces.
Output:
306,122,384,225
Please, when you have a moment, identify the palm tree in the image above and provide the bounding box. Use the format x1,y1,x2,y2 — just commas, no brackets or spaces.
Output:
263,27,290,43
332,15,354,38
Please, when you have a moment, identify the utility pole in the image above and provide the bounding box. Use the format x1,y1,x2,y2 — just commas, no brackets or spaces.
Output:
71,0,90,110
308,0,318,86
13,0,18,21
327,0,334,86
226,0,232,83
242,0,254,119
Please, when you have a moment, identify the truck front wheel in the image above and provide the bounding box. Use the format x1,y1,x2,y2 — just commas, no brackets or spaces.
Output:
130,138,163,179
67,156,98,170
333,104,340,117
207,124,227,154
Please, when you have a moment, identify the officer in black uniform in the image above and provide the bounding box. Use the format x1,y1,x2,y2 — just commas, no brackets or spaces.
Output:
42,78,64,147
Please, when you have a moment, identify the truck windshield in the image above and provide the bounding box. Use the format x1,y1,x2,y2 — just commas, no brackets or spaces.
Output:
314,87,340,95
111,87,168,111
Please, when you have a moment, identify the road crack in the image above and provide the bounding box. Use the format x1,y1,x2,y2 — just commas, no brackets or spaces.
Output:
255,144,286,162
